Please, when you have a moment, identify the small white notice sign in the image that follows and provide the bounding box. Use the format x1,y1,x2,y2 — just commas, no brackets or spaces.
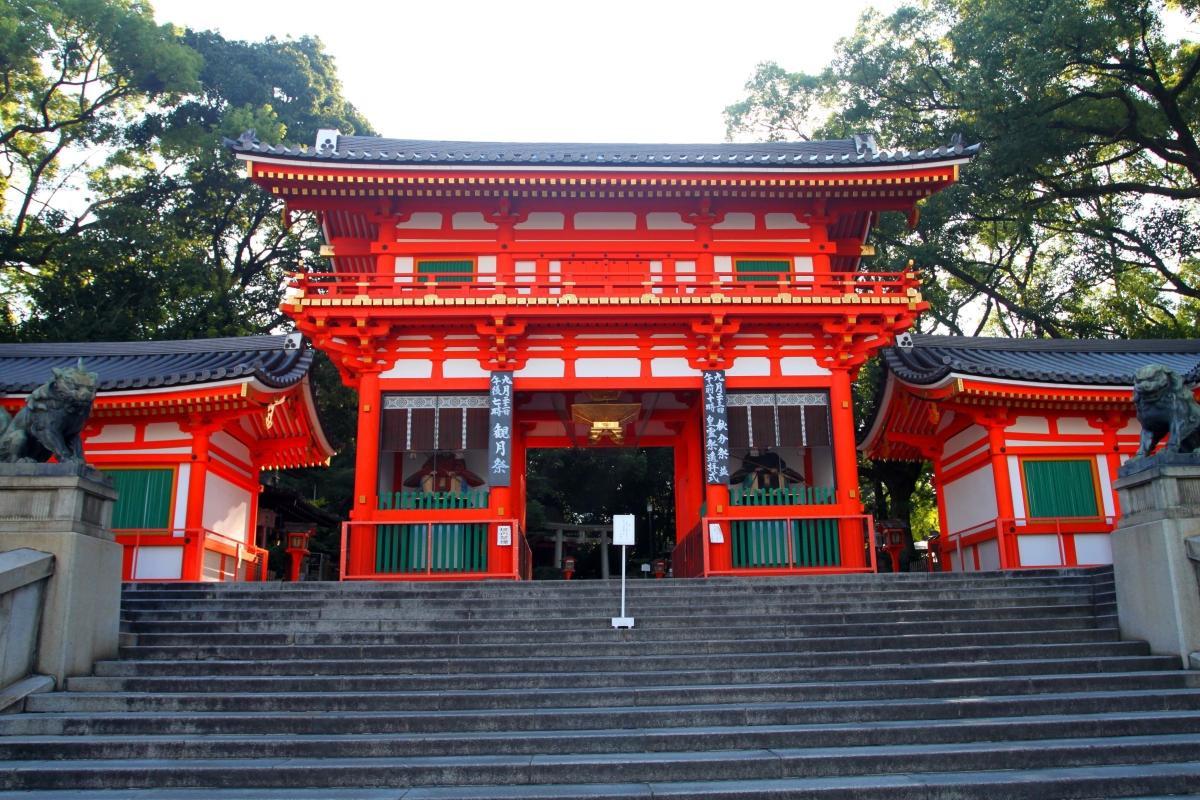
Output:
612,514,635,546
708,523,725,544
496,525,512,546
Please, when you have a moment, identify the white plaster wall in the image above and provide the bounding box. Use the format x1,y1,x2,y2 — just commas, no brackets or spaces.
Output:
977,539,1001,571
645,212,692,230
1057,417,1097,435
515,359,566,378
575,358,640,378
451,212,496,230
1075,533,1113,565
765,213,809,230
713,213,755,230
1017,534,1062,567
780,357,830,376
88,425,136,444
202,473,251,542
394,212,442,229
944,424,986,458
1008,456,1026,520
211,431,251,467
944,463,998,533
132,547,183,580
725,357,771,377
173,464,190,530
515,212,565,230
650,358,700,377
1097,454,1116,516
574,212,636,229
381,360,433,379
443,359,489,379
144,423,183,441
1010,416,1049,434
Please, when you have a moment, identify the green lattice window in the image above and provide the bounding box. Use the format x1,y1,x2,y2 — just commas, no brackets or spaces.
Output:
417,259,474,284
731,518,841,568
734,259,790,283
375,523,488,573
103,468,173,529
1022,459,1099,518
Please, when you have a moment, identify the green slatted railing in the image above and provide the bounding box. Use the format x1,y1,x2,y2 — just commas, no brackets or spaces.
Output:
379,490,490,511
734,259,790,283
729,485,835,507
731,518,841,569
375,522,489,574
417,259,474,284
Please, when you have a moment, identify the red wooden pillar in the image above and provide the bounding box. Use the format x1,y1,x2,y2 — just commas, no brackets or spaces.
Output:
488,412,519,577
829,367,865,568
350,369,382,577
183,424,214,581
985,414,1016,568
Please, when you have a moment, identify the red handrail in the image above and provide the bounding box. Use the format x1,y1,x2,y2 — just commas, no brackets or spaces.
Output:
288,267,919,302
116,528,268,582
340,518,526,581
940,516,1117,570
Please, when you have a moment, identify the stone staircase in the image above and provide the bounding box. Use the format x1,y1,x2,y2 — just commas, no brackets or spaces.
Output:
1,568,1199,798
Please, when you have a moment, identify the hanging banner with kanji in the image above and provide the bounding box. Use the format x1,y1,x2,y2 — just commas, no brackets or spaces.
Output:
703,370,730,485
487,372,513,487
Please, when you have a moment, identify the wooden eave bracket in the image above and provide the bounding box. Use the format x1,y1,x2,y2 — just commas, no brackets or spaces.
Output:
687,315,741,370
476,317,528,371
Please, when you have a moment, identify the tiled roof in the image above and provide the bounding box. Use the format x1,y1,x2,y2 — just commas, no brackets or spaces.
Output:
226,132,980,169
0,334,314,394
884,334,1200,386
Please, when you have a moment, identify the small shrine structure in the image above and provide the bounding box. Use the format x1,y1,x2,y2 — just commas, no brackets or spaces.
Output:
861,335,1200,571
231,131,976,579
0,334,334,581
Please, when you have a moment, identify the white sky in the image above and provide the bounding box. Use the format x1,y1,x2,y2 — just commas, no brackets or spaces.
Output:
151,0,894,145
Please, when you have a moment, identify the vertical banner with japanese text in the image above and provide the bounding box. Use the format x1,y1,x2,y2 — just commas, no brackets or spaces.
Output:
487,372,513,487
703,370,730,485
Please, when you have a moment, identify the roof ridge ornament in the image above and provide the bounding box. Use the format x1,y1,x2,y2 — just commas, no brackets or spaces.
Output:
852,133,879,157
315,128,339,154
236,129,259,148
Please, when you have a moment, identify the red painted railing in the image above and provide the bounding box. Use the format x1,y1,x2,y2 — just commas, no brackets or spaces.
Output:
287,267,919,303
116,528,268,582
941,516,1117,571
674,513,876,577
340,518,527,581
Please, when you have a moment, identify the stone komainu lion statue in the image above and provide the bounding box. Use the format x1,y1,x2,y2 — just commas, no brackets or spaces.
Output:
0,360,98,465
1133,363,1200,458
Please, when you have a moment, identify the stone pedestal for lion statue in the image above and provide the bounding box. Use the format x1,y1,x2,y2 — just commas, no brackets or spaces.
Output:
1111,364,1200,669
0,363,121,691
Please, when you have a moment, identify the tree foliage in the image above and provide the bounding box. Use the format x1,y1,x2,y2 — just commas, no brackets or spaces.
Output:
727,0,1200,535
728,0,1200,339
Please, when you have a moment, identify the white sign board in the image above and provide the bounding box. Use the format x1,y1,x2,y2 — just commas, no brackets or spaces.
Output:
612,514,635,546
708,522,725,544
496,525,512,546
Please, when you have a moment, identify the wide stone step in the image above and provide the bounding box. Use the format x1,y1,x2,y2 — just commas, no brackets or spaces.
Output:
111,632,1139,666
117,614,1118,651
120,612,1113,647
7,688,1200,737
116,584,1106,606
4,710,1200,761
0,733,1196,791
25,671,1196,715
1,763,1194,800
69,654,1180,692
112,604,1104,633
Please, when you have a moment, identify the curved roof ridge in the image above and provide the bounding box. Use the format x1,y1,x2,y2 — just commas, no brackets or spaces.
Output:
885,334,1200,387
226,133,981,169
0,334,313,393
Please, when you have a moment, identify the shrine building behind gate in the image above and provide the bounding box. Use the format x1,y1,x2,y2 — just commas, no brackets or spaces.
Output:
861,334,1200,572
232,132,977,580
0,335,333,582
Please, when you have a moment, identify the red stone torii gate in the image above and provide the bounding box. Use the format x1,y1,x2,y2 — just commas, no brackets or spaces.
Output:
233,132,975,579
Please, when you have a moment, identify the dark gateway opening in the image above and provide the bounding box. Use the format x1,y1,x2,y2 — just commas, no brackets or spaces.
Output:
525,447,675,580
